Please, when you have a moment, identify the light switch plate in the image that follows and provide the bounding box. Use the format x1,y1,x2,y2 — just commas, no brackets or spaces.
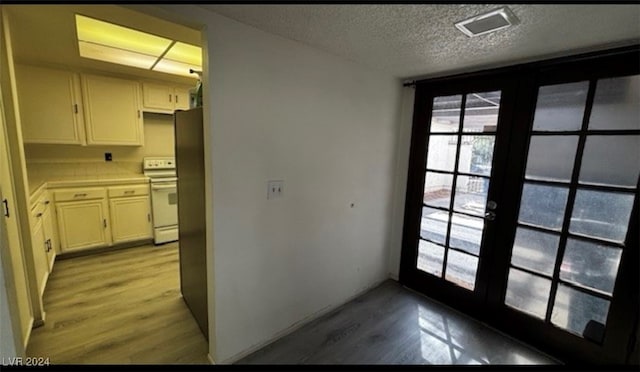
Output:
267,180,283,200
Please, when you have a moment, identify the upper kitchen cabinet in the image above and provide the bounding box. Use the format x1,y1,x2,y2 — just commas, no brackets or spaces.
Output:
82,74,144,146
15,64,86,145
142,82,191,114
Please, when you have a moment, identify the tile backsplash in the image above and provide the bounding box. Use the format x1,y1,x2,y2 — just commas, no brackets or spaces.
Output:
27,160,143,187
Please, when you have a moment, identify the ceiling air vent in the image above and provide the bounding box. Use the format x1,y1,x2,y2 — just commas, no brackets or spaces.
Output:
455,7,519,37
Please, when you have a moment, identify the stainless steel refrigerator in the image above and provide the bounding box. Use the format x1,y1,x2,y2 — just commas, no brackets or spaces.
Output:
175,107,208,341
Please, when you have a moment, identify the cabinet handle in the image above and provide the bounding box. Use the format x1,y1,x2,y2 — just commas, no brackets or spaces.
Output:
175,95,179,103
169,94,172,102
124,190,135,195
36,212,43,218
103,219,107,228
74,104,78,114
74,193,87,198
138,110,141,118
147,213,151,222
2,199,8,217
44,200,50,205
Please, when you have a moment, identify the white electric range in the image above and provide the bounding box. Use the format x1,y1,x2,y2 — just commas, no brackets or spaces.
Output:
143,157,178,244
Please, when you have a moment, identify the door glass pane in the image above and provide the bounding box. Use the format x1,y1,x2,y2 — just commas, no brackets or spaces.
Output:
463,91,501,133
525,136,578,182
445,250,478,290
551,284,611,342
453,175,488,217
424,172,453,208
570,189,634,243
579,135,640,188
589,75,640,130
458,135,495,176
560,239,622,295
518,183,569,230
420,207,449,244
417,240,445,277
431,95,462,133
505,268,551,319
426,135,458,172
449,213,484,256
511,228,559,276
532,81,589,132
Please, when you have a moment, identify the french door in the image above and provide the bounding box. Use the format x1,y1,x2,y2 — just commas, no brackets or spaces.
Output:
399,46,639,364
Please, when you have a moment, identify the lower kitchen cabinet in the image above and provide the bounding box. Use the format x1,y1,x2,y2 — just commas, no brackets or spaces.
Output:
52,184,152,253
109,196,152,244
42,204,56,272
56,199,111,252
29,210,49,297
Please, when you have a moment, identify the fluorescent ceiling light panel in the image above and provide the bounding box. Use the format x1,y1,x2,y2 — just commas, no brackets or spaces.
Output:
79,41,158,69
75,14,202,78
163,42,202,66
455,7,519,37
76,14,172,57
153,59,201,78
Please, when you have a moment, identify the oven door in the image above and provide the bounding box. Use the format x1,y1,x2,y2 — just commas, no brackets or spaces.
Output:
150,181,178,228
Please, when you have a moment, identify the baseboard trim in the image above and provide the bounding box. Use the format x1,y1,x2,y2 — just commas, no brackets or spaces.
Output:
222,277,389,364
56,239,155,260
207,353,215,365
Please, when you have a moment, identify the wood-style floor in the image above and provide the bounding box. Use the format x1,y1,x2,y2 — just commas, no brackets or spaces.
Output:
238,280,559,365
26,243,209,364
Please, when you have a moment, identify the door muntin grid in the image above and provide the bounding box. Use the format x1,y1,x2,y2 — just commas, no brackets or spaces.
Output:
505,75,640,344
418,91,501,291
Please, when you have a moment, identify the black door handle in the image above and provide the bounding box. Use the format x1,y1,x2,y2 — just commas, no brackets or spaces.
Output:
2,199,8,217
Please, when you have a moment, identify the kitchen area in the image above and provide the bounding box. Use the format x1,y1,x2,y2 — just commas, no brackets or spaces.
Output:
1,4,208,362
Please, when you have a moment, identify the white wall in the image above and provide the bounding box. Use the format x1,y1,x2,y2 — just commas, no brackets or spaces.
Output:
146,5,403,363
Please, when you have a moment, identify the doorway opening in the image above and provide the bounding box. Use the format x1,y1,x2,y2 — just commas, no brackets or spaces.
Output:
1,4,210,364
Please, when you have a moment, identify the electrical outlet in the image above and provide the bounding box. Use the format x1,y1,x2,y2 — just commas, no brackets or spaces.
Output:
105,152,112,161
267,180,283,200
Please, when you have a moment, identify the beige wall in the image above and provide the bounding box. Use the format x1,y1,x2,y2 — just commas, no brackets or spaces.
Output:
24,113,175,185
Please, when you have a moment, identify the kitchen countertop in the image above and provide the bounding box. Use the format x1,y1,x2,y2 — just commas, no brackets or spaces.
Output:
29,175,150,205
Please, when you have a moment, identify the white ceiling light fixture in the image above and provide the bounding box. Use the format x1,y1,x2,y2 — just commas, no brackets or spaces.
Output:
455,7,520,37
75,14,201,78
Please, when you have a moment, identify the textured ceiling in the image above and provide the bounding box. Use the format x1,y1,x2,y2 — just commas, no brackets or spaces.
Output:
202,4,640,79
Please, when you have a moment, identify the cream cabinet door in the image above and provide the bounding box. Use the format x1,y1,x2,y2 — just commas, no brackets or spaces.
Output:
56,199,110,252
142,82,174,112
109,196,152,244
42,203,57,272
82,74,143,146
174,86,191,110
29,215,49,297
15,64,85,144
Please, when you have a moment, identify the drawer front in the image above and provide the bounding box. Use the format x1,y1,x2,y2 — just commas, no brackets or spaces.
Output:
107,184,149,198
54,188,106,202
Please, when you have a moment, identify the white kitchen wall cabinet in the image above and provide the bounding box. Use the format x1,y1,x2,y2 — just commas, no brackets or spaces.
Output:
82,74,144,146
55,188,111,252
15,64,86,145
108,184,152,244
142,82,191,113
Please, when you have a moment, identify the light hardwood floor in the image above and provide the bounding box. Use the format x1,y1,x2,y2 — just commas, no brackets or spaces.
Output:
26,243,210,364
